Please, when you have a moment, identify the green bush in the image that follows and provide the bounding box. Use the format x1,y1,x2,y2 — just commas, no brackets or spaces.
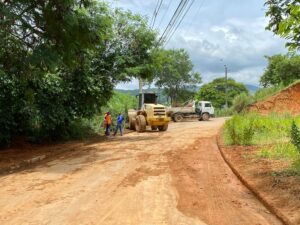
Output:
0,73,15,147
215,108,234,117
230,93,253,113
292,159,300,176
224,115,255,145
100,91,138,124
291,121,300,153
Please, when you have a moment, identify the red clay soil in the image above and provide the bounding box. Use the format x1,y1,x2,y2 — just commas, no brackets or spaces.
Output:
218,139,300,225
0,136,106,174
248,82,300,115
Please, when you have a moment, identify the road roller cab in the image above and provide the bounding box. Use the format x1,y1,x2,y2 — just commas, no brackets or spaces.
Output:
128,93,170,132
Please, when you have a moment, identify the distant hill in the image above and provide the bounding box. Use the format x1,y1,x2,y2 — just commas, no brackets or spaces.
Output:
246,84,259,93
115,88,168,103
115,88,162,97
115,84,259,106
116,84,259,96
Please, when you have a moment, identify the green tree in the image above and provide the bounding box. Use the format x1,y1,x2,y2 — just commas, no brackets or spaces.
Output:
0,1,159,146
197,78,248,109
102,91,138,121
265,0,300,50
94,9,158,83
260,54,300,87
0,0,112,71
153,49,201,105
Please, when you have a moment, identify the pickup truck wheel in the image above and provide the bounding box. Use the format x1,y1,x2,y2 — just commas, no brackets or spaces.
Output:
158,124,168,131
135,115,146,132
202,113,210,121
174,114,184,122
151,126,158,131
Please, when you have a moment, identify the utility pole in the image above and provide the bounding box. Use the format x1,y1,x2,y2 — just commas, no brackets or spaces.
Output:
224,65,228,109
138,78,144,109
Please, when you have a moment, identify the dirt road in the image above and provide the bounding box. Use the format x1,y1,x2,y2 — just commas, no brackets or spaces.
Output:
0,118,283,225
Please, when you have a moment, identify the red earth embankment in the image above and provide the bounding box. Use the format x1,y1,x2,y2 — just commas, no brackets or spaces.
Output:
248,82,300,115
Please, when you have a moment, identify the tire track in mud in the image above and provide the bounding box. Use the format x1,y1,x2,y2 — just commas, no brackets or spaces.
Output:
167,137,283,225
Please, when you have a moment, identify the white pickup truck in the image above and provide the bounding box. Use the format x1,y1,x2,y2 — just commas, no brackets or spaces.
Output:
167,101,214,122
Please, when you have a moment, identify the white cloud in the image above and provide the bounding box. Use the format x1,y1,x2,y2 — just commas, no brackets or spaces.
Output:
110,0,287,88
116,78,139,90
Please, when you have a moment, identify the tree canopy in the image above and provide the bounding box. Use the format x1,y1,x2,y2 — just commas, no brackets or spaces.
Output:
153,49,201,105
0,1,158,147
197,78,248,109
265,0,300,50
260,54,300,87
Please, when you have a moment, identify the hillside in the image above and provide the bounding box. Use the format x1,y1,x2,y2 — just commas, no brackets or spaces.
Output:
248,82,300,115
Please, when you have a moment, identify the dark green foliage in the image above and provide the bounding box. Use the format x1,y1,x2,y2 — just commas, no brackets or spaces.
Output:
0,0,112,68
103,91,138,122
291,121,300,153
0,1,158,147
265,0,300,50
197,77,248,109
0,72,18,147
260,55,300,87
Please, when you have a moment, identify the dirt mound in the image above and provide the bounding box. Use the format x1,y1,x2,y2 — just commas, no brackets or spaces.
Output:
248,82,300,115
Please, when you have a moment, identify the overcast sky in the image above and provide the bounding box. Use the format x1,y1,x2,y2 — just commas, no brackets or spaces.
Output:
109,0,287,89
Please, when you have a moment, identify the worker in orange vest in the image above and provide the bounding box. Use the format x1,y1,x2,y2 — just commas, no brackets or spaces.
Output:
104,112,112,136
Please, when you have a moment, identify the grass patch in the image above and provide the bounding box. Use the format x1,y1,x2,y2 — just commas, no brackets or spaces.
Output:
258,143,299,160
223,115,255,145
253,84,284,102
215,108,234,117
223,113,300,146
257,148,272,158
291,159,300,176
223,113,300,177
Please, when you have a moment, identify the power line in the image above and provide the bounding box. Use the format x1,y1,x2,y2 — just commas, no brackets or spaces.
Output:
150,0,160,27
151,0,164,29
158,0,189,45
158,0,187,44
183,0,206,36
163,0,195,46
154,0,164,28
157,0,172,30
161,0,189,43
162,0,190,44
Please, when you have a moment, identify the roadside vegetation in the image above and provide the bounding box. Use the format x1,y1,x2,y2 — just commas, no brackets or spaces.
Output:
0,1,200,147
220,0,300,182
223,114,300,175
